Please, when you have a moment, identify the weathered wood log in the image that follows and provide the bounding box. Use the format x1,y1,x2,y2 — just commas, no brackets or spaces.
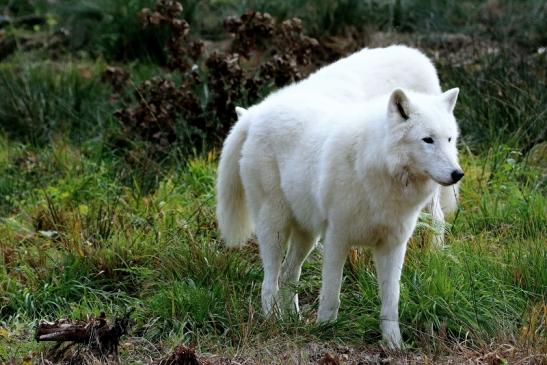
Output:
35,310,133,359
35,318,92,342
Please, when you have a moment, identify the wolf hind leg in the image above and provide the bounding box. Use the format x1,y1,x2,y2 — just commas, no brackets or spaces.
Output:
280,226,317,314
255,199,291,317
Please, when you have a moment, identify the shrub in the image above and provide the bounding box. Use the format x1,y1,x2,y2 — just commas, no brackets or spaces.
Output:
108,1,319,156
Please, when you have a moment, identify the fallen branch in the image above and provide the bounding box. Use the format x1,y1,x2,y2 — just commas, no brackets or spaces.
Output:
35,310,133,361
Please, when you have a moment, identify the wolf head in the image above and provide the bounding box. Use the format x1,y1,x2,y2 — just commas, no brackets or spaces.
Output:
388,88,464,186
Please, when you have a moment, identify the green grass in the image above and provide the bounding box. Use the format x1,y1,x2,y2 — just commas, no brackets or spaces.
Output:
441,53,547,151
0,134,545,361
0,59,115,144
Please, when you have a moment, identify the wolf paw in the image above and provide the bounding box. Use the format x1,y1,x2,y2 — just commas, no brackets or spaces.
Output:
316,301,340,323
381,320,403,349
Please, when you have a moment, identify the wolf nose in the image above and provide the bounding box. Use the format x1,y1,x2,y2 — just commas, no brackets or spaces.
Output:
451,169,464,183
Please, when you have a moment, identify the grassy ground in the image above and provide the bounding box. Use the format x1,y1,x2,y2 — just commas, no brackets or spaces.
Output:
0,137,545,363
0,1,546,364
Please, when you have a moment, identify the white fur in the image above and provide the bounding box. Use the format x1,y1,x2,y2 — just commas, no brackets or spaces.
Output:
271,45,460,243
216,113,253,247
216,46,464,348
217,90,462,348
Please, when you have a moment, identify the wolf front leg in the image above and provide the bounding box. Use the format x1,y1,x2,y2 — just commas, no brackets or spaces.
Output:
373,242,407,349
317,231,349,323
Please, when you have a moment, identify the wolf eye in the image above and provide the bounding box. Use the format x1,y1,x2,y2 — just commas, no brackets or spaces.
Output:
422,137,434,144
448,137,452,142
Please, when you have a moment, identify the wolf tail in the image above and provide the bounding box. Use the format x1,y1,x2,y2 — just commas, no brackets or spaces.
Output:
216,107,254,247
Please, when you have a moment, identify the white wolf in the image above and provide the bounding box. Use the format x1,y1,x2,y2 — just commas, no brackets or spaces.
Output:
277,45,461,237
216,46,464,348
255,45,459,244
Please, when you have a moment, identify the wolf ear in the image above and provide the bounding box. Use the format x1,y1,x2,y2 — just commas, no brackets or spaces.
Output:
442,88,459,113
235,106,247,118
388,88,411,121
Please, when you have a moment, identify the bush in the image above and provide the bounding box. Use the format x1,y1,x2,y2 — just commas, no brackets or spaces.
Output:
109,1,319,156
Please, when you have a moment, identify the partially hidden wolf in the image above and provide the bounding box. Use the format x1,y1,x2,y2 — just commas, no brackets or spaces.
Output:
216,46,464,348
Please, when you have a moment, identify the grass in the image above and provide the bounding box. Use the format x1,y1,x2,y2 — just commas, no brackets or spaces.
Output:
0,58,115,145
0,135,545,362
0,0,546,363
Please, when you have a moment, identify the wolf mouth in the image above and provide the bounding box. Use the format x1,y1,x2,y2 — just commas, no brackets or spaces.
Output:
425,171,455,186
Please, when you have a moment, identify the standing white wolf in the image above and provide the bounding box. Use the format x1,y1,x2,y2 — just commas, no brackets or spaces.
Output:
216,46,464,348
263,45,460,244
276,45,461,235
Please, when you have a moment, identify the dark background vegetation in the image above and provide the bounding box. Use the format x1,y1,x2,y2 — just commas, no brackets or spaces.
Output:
0,0,545,363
